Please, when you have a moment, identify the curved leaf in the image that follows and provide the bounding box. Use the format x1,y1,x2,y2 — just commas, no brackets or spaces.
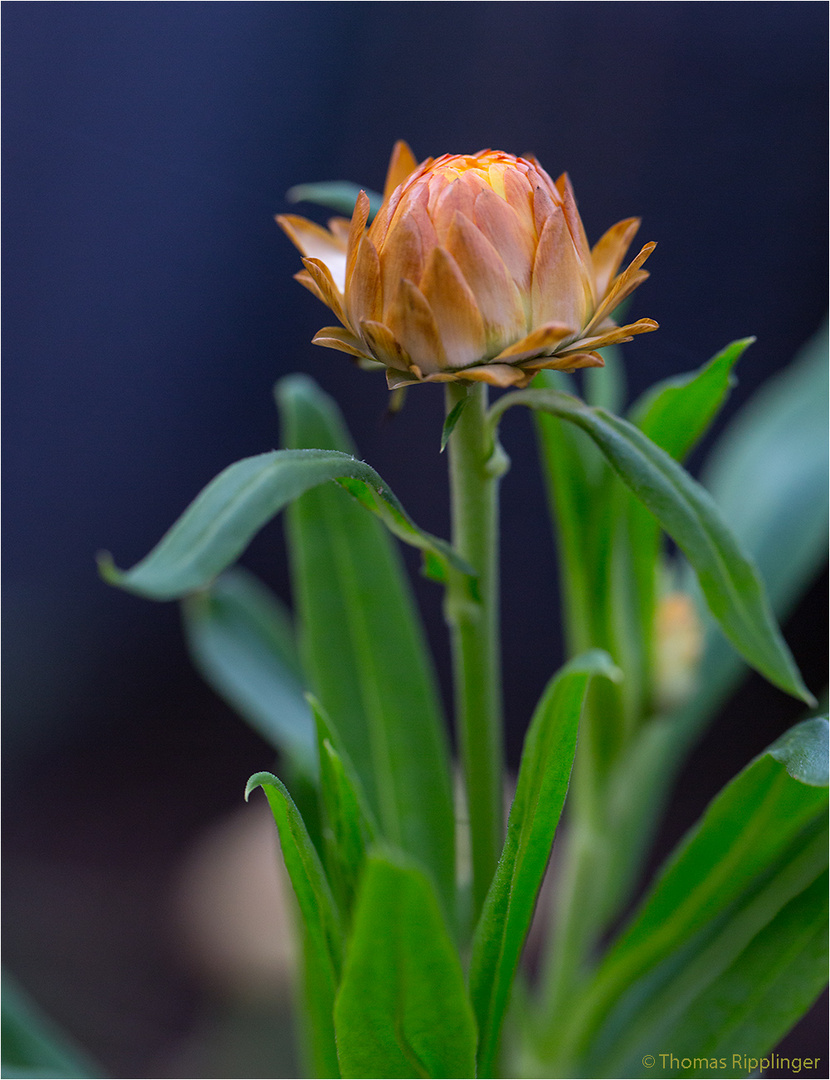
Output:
666,325,829,745
469,650,620,1076
702,323,829,616
99,448,469,600
334,850,477,1079
622,338,751,717
246,772,342,1077
628,338,750,462
492,388,814,705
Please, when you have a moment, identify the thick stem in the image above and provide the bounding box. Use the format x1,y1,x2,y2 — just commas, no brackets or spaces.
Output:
444,382,506,921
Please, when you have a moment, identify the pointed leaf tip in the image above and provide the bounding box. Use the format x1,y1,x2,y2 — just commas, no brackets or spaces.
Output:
561,647,624,683
767,716,829,787
491,387,815,705
441,395,471,452
244,770,278,801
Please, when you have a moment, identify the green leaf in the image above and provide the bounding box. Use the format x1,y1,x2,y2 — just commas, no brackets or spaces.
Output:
287,181,384,220
548,717,829,1073
441,393,471,452
628,338,750,462
310,695,378,918
491,388,814,705
767,714,829,786
245,772,342,1078
650,871,829,1078
99,449,469,601
656,325,830,777
1,973,102,1079
469,650,621,1077
181,568,315,773
621,338,751,716
702,323,829,617
277,375,457,917
334,850,477,1079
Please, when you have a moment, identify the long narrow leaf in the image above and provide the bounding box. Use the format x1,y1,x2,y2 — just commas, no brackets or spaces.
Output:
334,849,477,1079
621,339,750,716
99,449,469,601
277,375,457,916
469,650,620,1076
701,322,829,616
491,388,814,705
245,772,342,1077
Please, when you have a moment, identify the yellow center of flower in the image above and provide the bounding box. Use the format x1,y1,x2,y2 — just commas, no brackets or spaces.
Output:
427,151,528,202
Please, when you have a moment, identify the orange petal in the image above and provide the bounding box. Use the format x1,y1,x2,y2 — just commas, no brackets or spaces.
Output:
383,140,419,201
385,278,447,373
311,326,374,361
293,268,327,306
368,194,395,249
531,205,588,331
454,364,528,387
378,196,431,318
420,246,487,368
473,186,536,296
584,241,656,334
591,217,641,299
359,319,412,372
565,317,658,354
491,322,574,364
532,183,559,237
445,211,526,351
555,173,592,273
300,257,349,326
347,234,382,327
277,214,347,292
524,350,605,372
503,166,536,237
345,191,371,292
386,367,423,390
430,169,489,239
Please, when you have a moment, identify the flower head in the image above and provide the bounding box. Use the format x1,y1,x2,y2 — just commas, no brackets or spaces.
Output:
278,142,657,389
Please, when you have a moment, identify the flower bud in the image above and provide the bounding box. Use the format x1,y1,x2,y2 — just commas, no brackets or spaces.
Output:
278,143,657,389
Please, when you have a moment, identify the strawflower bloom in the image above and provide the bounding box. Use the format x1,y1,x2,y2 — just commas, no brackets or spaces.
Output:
278,142,657,389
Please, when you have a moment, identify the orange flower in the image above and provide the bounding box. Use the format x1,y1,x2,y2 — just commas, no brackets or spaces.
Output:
278,142,657,389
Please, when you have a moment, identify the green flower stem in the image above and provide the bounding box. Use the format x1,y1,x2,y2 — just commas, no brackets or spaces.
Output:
444,382,507,922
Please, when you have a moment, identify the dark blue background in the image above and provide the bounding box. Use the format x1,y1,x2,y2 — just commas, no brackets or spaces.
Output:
4,3,827,1076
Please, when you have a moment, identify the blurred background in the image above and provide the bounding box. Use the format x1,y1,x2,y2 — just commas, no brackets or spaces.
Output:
3,3,827,1076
